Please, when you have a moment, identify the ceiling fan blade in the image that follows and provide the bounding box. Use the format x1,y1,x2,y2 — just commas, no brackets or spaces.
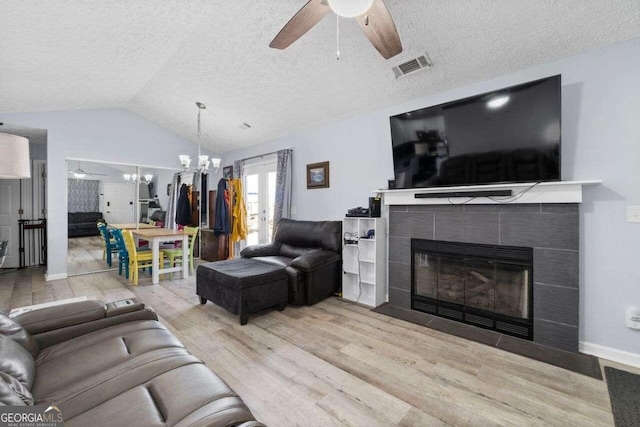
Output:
68,170,107,176
270,0,331,50
356,0,403,59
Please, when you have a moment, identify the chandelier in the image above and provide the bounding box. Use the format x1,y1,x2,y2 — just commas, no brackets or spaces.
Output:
123,173,153,184
178,102,221,174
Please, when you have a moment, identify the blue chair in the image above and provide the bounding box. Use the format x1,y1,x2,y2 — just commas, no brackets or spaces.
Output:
97,223,118,267
110,228,129,279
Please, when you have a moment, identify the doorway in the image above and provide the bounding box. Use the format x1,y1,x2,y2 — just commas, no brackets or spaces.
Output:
244,160,277,246
0,124,48,271
0,180,20,268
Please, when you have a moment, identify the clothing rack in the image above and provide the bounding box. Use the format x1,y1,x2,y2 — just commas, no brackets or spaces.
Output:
227,179,235,259
212,178,247,260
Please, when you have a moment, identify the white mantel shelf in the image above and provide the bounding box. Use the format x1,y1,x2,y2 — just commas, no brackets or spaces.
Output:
377,180,602,205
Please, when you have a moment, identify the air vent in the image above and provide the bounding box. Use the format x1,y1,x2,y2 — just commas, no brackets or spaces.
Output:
465,313,494,328
392,53,433,79
414,300,437,314
438,307,463,321
496,321,530,338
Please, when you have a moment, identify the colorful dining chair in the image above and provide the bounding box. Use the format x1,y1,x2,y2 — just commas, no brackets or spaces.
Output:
161,226,199,279
97,222,118,267
122,230,164,285
110,228,130,279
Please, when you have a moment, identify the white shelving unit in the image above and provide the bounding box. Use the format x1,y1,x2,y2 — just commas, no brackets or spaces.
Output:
342,217,387,307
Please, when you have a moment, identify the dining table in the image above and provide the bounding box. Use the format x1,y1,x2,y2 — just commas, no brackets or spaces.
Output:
129,228,190,284
108,223,158,230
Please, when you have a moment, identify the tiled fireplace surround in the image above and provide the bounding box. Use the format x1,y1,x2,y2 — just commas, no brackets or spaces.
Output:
388,203,579,352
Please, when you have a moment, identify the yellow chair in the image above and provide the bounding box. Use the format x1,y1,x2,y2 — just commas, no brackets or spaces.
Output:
122,230,164,285
161,226,199,279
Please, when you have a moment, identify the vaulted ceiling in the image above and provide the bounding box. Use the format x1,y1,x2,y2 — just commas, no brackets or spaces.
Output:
1,1,639,153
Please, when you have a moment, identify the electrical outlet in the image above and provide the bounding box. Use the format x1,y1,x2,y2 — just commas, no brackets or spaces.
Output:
626,306,640,330
627,206,640,223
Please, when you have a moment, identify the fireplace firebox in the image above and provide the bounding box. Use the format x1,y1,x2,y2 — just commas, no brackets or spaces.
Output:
412,239,533,340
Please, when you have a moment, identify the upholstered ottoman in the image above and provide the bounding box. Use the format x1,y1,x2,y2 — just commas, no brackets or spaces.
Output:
196,258,288,325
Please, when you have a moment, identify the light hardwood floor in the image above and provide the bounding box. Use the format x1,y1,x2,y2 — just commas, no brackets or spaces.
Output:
67,236,115,276
0,266,620,426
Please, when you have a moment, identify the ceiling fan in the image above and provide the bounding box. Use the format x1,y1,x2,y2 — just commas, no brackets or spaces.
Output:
270,0,403,60
67,161,107,179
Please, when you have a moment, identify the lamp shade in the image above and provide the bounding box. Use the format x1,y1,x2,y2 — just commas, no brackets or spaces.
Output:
0,133,30,179
327,0,374,17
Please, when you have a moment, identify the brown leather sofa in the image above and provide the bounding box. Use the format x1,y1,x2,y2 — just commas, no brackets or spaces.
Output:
0,299,264,427
240,219,342,306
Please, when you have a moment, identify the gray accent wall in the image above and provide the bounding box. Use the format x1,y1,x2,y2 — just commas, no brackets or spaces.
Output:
388,203,580,352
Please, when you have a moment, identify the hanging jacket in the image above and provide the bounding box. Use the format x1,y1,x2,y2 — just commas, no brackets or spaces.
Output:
214,178,230,235
231,178,247,243
176,184,192,226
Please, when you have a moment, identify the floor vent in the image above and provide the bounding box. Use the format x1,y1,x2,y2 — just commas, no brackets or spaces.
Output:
392,53,433,79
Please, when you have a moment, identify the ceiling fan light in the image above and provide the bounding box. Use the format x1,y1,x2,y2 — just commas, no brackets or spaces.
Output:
487,95,510,109
74,172,86,179
328,0,374,17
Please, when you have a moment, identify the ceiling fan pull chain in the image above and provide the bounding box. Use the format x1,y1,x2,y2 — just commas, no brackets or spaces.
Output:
336,15,340,60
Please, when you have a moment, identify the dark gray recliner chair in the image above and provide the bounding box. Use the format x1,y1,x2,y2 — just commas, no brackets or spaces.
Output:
240,219,342,306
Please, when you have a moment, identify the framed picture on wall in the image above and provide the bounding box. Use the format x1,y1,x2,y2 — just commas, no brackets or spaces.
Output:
223,166,233,180
306,161,329,189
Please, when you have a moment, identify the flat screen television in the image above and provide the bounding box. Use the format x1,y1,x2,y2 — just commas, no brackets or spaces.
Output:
389,75,561,189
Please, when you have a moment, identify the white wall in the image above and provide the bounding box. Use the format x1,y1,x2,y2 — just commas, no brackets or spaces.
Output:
0,108,217,279
218,38,640,357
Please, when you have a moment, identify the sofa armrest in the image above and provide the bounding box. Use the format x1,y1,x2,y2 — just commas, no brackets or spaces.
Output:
32,309,158,350
12,300,107,335
241,242,281,258
290,250,340,273
11,298,158,349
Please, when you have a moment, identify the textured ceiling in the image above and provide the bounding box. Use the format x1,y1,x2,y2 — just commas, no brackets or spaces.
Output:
1,1,639,153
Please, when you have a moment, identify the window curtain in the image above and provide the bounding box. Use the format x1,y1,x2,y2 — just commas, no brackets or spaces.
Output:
233,160,243,180
68,179,99,212
232,160,245,257
273,149,293,239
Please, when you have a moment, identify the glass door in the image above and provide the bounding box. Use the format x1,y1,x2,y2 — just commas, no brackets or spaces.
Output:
244,161,277,246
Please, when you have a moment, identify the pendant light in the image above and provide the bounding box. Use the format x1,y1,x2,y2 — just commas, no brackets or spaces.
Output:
178,102,221,174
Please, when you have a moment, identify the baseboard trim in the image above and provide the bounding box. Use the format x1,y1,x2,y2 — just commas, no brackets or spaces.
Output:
45,273,68,282
580,341,640,369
